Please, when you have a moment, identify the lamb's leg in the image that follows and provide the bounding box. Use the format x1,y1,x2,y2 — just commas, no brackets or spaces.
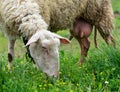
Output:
77,37,90,64
8,39,16,68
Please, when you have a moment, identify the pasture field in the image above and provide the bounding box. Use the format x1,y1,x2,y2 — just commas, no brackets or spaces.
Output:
0,0,120,92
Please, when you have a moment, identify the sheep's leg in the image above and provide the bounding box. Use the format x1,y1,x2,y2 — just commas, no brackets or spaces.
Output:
82,38,90,57
8,39,16,68
77,37,90,64
79,39,85,64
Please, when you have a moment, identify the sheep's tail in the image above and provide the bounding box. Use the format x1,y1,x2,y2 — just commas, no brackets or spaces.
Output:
94,27,98,48
97,0,115,48
94,27,116,48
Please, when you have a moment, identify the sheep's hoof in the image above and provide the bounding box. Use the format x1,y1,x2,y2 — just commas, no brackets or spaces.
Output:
76,58,84,65
77,61,84,65
7,62,12,70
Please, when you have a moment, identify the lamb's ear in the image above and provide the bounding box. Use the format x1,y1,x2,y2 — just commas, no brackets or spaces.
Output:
51,33,71,44
26,32,44,46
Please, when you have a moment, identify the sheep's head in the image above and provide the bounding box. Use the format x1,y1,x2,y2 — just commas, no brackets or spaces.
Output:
26,29,70,78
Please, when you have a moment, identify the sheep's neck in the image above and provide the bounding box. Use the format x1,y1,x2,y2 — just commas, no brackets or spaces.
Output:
18,13,48,39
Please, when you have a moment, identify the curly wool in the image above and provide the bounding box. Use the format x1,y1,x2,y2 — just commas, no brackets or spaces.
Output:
35,0,114,35
0,0,48,39
0,0,114,39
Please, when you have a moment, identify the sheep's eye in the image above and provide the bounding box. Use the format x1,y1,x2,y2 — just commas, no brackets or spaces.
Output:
42,46,49,54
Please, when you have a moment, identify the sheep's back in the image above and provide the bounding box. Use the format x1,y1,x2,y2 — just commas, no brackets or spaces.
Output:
36,0,87,32
36,0,114,34
81,0,114,34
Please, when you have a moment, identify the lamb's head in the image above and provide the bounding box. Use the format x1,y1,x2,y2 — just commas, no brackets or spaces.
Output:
26,29,70,78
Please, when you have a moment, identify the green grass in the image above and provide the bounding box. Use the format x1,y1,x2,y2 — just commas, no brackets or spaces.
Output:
0,47,120,92
0,33,7,52
0,1,120,92
111,0,120,13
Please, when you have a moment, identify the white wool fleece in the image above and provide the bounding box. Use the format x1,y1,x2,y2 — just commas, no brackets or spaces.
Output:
1,0,48,39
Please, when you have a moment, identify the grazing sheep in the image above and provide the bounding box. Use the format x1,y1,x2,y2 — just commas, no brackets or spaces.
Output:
69,18,98,63
0,0,115,76
0,0,70,77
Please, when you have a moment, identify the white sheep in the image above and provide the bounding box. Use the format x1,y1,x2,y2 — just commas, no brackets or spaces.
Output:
0,0,70,77
0,0,115,77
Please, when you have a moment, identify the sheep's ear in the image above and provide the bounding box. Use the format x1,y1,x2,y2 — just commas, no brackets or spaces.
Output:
26,36,38,46
26,32,44,46
51,33,71,44
59,38,70,44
